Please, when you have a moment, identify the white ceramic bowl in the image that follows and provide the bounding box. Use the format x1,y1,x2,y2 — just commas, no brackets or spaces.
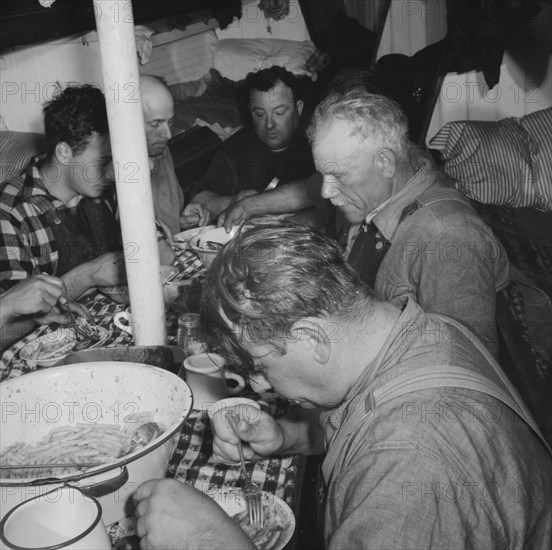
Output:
189,226,239,268
0,362,193,525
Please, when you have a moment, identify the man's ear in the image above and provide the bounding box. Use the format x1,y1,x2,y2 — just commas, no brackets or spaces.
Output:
289,318,331,364
376,148,397,179
55,142,74,165
296,99,304,117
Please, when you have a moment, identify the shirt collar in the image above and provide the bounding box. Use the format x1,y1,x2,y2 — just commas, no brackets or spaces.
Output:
22,156,51,198
369,155,437,241
323,298,423,429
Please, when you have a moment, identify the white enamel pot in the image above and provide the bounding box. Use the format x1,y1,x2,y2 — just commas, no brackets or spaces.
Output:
0,362,192,528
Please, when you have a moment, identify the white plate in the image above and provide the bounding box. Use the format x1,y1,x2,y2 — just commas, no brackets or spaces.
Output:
19,326,109,367
209,489,295,550
174,226,215,249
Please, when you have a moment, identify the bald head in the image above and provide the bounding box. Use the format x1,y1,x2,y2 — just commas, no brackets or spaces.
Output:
140,75,174,157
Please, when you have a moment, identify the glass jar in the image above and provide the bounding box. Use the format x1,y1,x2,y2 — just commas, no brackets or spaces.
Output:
177,313,207,358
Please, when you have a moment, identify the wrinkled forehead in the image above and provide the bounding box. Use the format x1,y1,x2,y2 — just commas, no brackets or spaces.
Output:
312,118,368,163
249,81,297,109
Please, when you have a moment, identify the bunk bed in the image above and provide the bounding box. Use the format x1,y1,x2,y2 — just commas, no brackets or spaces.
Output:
1,0,227,51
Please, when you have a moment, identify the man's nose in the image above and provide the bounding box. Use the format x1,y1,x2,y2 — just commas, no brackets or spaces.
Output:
321,174,338,199
265,115,276,130
249,373,272,393
161,121,172,140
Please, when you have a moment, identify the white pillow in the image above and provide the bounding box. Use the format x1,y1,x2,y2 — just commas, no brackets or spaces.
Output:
212,38,316,81
429,108,552,211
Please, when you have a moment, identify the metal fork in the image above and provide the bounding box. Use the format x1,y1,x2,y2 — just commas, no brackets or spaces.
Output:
264,177,279,192
58,297,88,342
226,411,264,526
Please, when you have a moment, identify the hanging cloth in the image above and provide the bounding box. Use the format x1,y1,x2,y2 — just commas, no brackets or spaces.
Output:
259,0,290,21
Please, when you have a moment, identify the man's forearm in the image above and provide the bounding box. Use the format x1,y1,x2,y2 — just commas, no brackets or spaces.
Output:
61,264,94,301
241,182,314,217
192,191,233,219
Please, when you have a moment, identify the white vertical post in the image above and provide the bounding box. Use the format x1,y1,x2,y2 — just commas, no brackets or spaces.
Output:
94,0,166,344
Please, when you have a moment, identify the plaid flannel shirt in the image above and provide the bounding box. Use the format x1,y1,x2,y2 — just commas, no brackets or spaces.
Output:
0,157,66,292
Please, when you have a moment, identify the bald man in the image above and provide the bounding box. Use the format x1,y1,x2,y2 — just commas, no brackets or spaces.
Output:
140,75,208,236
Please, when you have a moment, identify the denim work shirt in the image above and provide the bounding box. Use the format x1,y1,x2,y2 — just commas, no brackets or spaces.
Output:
321,299,552,549
346,156,510,356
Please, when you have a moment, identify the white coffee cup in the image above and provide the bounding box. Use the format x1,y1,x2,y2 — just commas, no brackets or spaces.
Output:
0,486,111,550
183,353,246,410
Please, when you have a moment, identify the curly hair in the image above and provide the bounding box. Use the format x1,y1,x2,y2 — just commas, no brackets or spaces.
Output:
43,84,109,155
201,219,375,374
243,65,305,104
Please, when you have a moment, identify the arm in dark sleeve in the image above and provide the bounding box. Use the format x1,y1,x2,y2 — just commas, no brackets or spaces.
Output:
189,148,242,219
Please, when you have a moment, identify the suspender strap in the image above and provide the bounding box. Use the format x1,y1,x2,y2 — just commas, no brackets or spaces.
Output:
370,365,552,459
369,313,552,459
373,367,526,418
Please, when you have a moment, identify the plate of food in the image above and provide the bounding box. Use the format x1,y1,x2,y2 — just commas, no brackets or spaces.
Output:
19,323,109,368
209,489,295,550
189,226,239,268
173,226,215,250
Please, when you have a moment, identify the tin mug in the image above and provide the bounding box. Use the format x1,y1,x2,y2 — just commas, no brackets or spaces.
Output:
183,353,246,411
0,486,111,550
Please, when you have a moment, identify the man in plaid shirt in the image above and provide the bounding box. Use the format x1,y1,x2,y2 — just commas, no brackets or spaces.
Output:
0,84,125,340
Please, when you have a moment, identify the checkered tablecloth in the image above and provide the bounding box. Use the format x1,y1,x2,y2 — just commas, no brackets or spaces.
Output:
0,249,204,381
0,248,302,549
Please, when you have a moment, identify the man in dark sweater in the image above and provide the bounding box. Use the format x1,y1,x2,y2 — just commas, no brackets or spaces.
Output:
184,66,315,225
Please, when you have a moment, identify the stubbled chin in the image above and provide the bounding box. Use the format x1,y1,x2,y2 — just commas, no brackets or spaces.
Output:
150,145,167,156
339,207,364,224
